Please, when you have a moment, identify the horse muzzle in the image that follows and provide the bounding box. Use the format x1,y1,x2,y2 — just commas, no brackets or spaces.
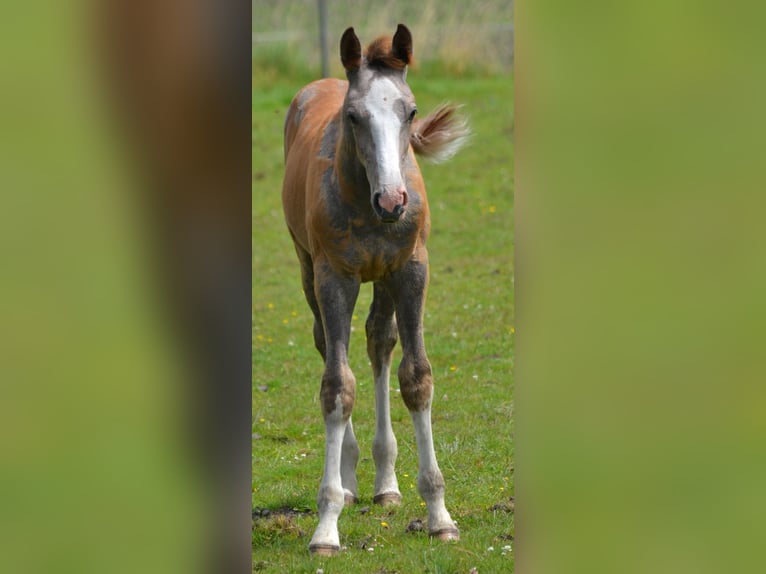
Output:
372,188,408,223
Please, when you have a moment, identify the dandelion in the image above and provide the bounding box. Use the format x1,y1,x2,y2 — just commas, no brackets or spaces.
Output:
259,418,265,423
403,473,409,478
282,318,289,324
380,521,389,528
510,326,515,334
410,483,415,489
291,311,298,317
267,303,274,309
420,502,426,507
449,365,457,372
499,486,505,491
256,334,264,340
488,205,497,213
267,337,273,343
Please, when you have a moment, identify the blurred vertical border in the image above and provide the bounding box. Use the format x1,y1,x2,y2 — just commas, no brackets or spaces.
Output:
0,1,251,573
517,1,766,573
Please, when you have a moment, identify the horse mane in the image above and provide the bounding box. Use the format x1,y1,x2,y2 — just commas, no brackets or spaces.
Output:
365,36,408,70
410,103,471,163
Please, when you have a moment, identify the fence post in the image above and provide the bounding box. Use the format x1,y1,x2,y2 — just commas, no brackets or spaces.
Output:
318,0,329,77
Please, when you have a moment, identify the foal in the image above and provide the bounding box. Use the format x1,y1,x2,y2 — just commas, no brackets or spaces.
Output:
282,24,469,555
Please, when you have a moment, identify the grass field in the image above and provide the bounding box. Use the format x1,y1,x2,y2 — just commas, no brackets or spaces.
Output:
252,55,514,572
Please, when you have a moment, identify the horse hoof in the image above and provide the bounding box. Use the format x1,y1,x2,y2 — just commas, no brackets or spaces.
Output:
344,493,359,506
373,492,402,506
430,527,460,542
309,544,340,557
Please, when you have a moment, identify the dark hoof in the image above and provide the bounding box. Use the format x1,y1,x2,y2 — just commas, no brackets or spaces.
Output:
430,527,460,542
309,544,340,557
373,492,402,506
344,493,359,506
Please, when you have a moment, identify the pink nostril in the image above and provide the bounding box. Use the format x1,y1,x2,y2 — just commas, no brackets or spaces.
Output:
376,187,408,215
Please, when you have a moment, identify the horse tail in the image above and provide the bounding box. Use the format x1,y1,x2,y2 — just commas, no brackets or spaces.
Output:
410,103,470,163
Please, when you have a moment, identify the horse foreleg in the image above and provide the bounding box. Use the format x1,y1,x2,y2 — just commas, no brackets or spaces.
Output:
308,263,360,556
388,258,459,541
366,282,402,505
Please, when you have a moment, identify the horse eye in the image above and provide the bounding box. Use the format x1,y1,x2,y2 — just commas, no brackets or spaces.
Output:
408,108,417,122
346,111,358,125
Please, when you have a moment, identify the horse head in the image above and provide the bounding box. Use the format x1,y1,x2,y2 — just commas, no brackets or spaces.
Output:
340,25,417,223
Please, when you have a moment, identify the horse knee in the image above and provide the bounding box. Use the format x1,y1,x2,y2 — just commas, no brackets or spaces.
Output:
398,357,433,411
320,364,356,418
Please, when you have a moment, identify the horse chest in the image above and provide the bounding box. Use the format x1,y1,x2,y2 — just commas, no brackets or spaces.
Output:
318,221,417,282
353,231,415,282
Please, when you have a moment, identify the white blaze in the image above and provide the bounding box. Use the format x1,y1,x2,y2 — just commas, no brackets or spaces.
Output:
364,77,404,189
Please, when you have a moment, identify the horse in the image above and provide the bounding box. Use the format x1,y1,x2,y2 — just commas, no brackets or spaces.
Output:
282,23,470,556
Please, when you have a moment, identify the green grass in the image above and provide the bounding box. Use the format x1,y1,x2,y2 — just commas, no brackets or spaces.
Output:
253,65,513,573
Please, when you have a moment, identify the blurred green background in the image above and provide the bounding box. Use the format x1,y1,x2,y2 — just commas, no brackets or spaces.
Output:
517,1,766,573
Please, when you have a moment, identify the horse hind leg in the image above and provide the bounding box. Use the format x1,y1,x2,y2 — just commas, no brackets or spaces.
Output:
340,418,360,505
292,242,326,359
366,282,402,506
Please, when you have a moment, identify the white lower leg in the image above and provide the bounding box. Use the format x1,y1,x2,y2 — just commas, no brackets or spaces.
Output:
340,418,360,503
410,407,458,537
310,400,347,552
372,363,401,502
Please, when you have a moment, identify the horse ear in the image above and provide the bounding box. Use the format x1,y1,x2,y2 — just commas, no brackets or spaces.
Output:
392,24,413,66
340,27,362,72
